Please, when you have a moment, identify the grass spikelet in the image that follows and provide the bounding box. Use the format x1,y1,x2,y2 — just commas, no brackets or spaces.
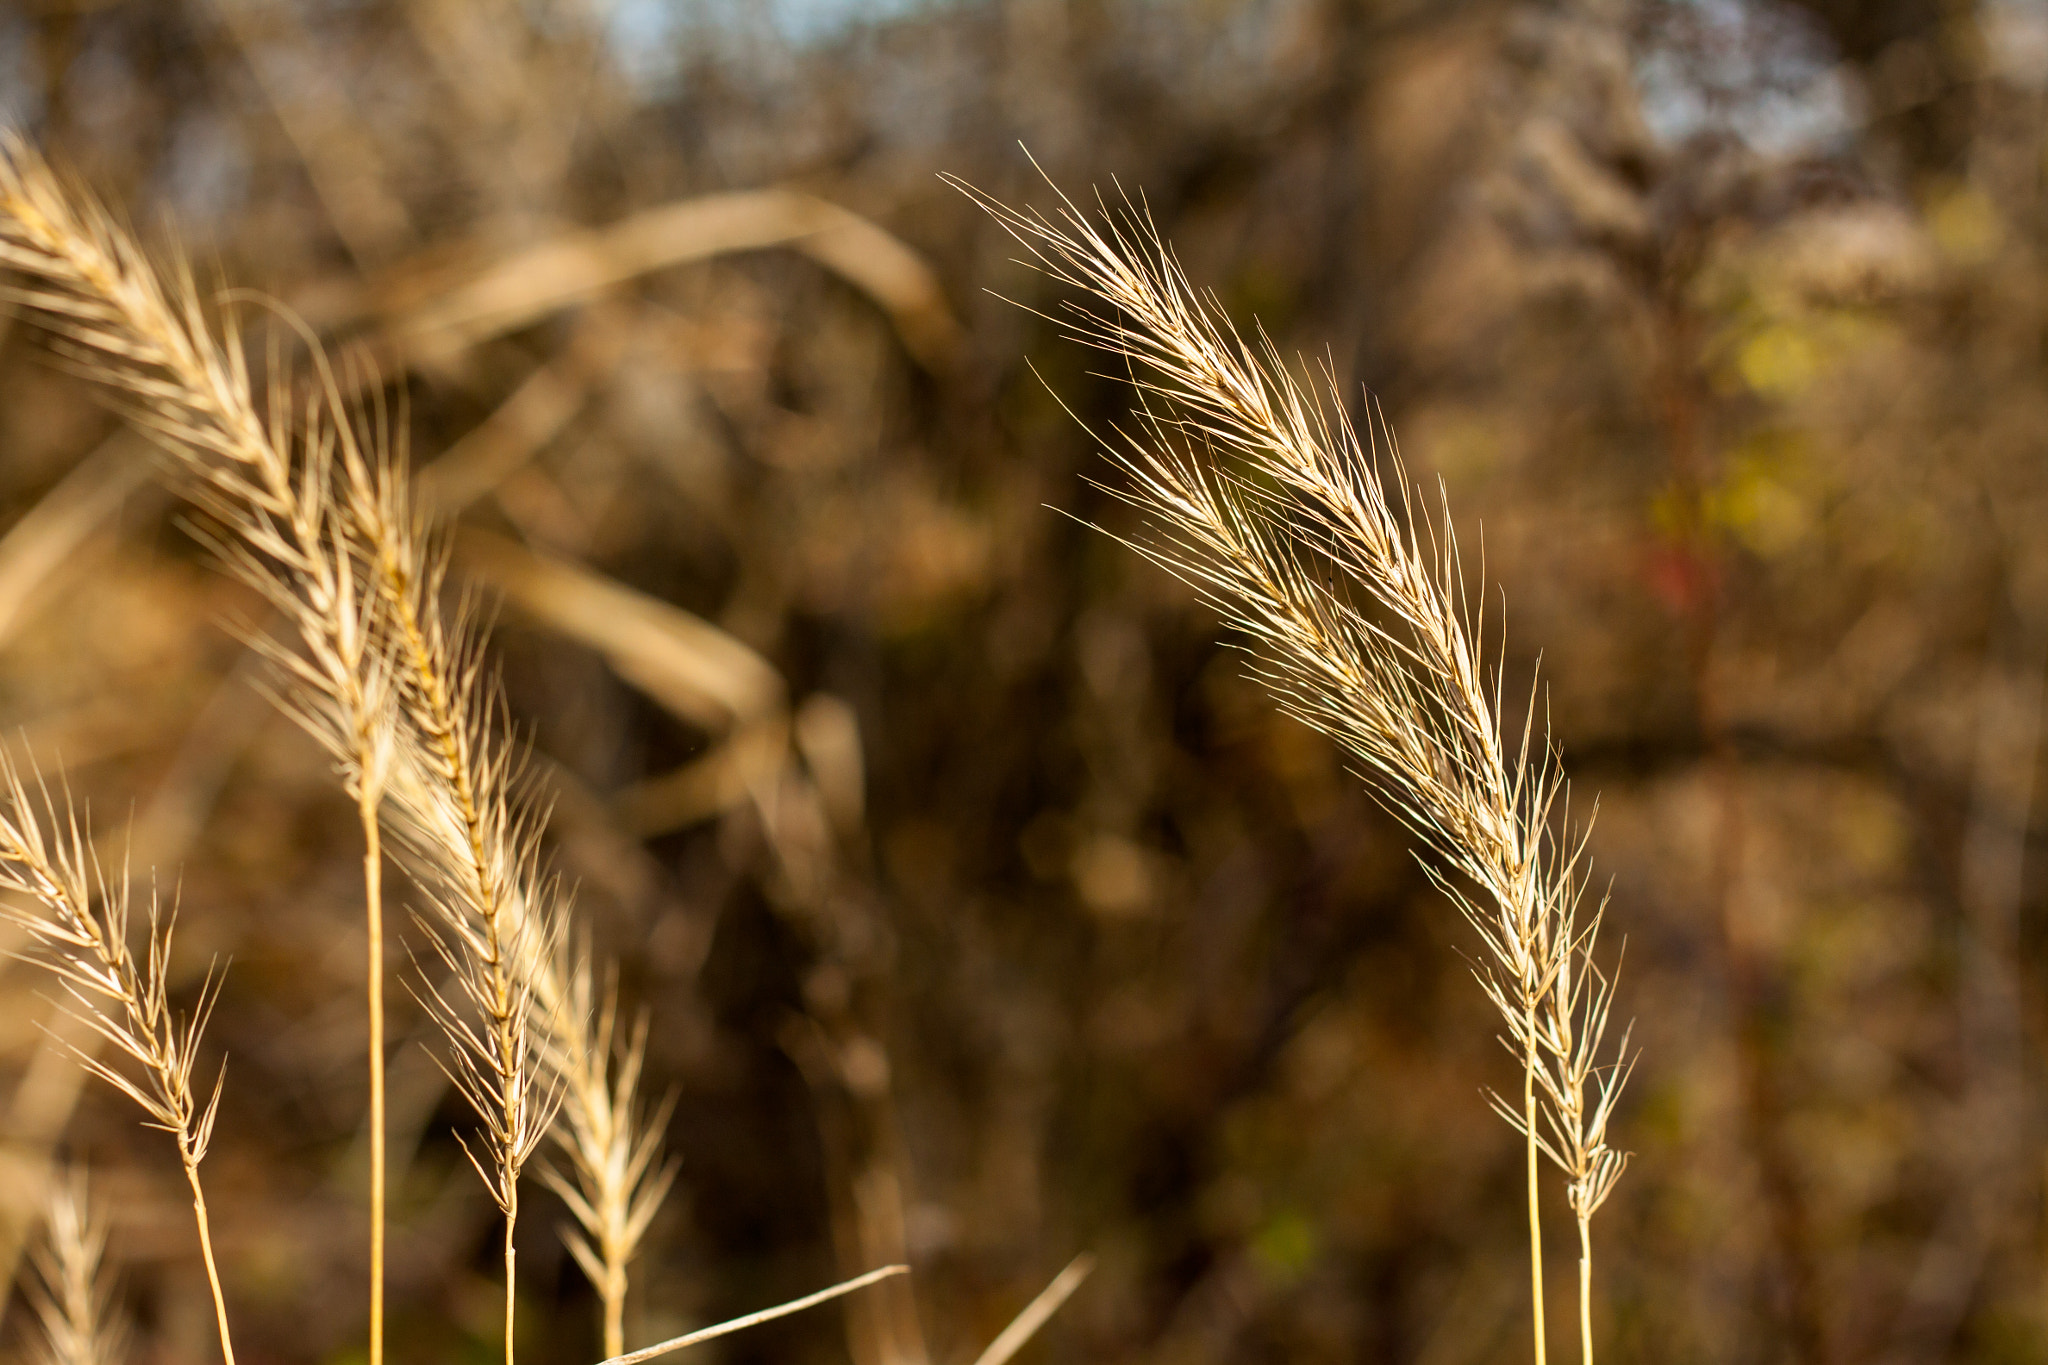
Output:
539,954,681,1360
0,136,608,1365
952,167,1635,1364
369,549,569,1365
28,1169,125,1365
0,131,404,1365
0,759,235,1365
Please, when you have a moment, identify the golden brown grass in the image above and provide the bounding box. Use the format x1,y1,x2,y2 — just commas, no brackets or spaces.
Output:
953,169,1635,1364
0,131,940,1365
0,127,403,1365
0,134,1099,1365
0,759,235,1365
0,137,664,1365
27,1169,123,1365
540,957,681,1361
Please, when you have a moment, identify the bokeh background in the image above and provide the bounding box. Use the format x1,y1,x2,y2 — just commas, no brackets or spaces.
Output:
0,1,2044,1362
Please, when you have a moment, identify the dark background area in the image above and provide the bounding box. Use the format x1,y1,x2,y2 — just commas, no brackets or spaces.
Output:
0,2,2044,1363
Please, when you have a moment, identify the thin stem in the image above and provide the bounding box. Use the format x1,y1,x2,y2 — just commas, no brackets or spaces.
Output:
504,1208,518,1365
968,1254,1094,1365
1577,1213,1593,1365
1525,999,1546,1365
183,1154,237,1365
946,179,1636,1355
604,1261,626,1361
361,796,386,1365
599,1265,908,1365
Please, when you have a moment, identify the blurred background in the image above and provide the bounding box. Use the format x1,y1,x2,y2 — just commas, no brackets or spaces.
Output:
0,1,2043,1362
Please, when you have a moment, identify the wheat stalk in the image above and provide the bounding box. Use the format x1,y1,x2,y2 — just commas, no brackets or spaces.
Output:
361,502,571,1364
538,954,680,1360
0,136,675,1365
0,133,403,1365
0,760,234,1365
384,676,563,1365
953,168,1635,1364
28,1169,125,1365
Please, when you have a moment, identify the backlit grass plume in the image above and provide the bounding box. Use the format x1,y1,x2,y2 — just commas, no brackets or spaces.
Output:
539,955,681,1361
0,130,406,1365
28,1169,126,1365
0,135,923,1365
0,136,658,1365
954,170,1635,1365
0,763,234,1365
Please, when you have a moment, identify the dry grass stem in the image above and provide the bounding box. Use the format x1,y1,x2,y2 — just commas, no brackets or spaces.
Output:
967,1254,1094,1365
0,759,235,1365
0,132,403,1365
954,169,1635,1364
28,1169,124,1365
373,560,565,1365
389,189,962,372
538,956,681,1359
596,1264,910,1365
0,138,625,1365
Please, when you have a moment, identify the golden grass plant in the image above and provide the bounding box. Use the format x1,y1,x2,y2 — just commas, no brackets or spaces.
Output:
539,958,681,1361
955,172,1636,1364
28,1170,123,1365
0,761,235,1365
0,138,913,1365
0,128,403,1365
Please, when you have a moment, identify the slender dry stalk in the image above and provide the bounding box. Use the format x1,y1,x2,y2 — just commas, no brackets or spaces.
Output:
0,137,692,1365
0,760,235,1365
392,707,562,1365
0,137,592,1365
28,1169,125,1365
538,954,680,1360
597,1264,910,1365
968,1254,1093,1365
0,133,402,1365
368,520,565,1365
954,170,1634,1364
363,515,676,1359
359,796,388,1365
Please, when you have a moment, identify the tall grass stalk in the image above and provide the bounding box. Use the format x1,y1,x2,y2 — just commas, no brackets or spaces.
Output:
360,795,387,1365
954,170,1635,1363
0,762,234,1365
0,132,402,1365
540,956,680,1360
0,137,626,1365
29,1169,124,1365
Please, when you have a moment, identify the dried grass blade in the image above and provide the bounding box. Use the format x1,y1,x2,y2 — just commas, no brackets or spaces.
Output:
967,1254,1094,1365
597,1265,910,1365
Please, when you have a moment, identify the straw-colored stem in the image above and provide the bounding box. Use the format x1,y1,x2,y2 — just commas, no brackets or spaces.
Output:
604,1258,626,1361
182,1150,237,1365
599,1265,908,1365
361,794,387,1365
945,173,1638,1365
1577,1212,1593,1365
503,1214,518,1365
1525,1000,1546,1365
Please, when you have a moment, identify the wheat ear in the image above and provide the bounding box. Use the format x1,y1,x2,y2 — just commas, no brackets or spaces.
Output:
365,511,565,1365
28,1168,125,1365
312,217,670,1365
0,134,405,1365
358,498,673,1359
0,137,593,1365
538,954,680,1359
0,760,234,1365
953,171,1635,1364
